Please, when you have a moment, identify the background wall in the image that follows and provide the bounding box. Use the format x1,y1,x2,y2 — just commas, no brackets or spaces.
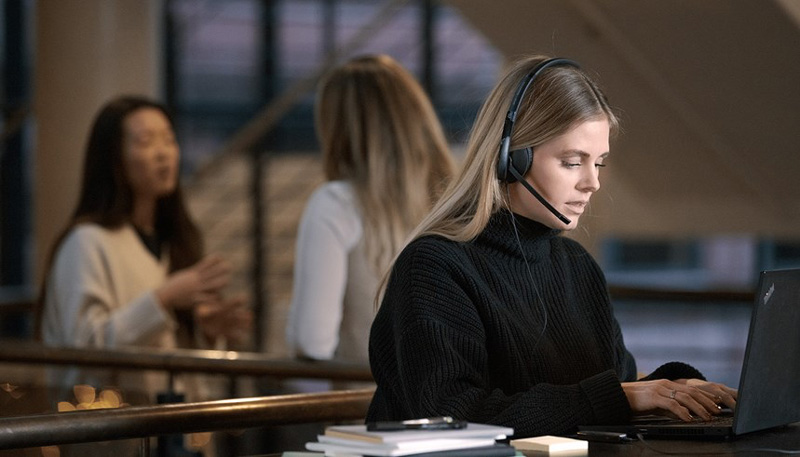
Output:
13,0,800,360
448,0,800,244
33,0,163,283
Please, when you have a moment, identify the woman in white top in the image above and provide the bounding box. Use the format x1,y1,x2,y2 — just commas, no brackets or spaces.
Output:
286,55,457,366
37,96,251,403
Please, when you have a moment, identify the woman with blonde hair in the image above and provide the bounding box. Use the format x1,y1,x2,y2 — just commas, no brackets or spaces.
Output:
286,54,456,366
366,55,737,436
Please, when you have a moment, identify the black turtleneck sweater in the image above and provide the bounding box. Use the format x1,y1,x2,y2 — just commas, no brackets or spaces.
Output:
366,210,704,437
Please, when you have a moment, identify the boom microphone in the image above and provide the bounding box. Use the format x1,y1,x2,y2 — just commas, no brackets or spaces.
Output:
507,160,572,225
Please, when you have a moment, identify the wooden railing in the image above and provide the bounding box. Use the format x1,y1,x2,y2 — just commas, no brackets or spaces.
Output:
0,287,753,452
0,388,374,450
0,340,373,381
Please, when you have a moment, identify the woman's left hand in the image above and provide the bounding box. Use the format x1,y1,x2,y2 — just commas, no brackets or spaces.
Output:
622,378,737,422
675,378,738,410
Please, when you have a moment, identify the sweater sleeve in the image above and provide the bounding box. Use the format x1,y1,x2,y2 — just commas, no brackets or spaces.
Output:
368,239,632,437
286,183,362,360
639,361,706,382
43,226,173,348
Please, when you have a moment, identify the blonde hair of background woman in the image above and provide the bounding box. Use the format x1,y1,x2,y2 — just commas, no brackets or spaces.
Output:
375,55,620,301
316,54,456,274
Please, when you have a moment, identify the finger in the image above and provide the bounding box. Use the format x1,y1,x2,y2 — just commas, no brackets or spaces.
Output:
688,388,723,416
195,255,225,271
671,390,712,421
718,389,738,409
656,385,689,422
660,386,705,421
201,298,246,316
687,385,725,409
663,399,693,422
197,270,231,290
203,262,232,281
700,384,738,408
707,391,733,410
197,274,230,293
194,257,231,285
723,386,738,399
215,295,246,309
198,255,230,273
193,292,222,305
694,388,717,401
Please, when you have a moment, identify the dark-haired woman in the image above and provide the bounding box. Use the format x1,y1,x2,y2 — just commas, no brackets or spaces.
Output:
38,96,251,401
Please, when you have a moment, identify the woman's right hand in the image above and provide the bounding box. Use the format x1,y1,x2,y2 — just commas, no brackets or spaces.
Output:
156,255,231,309
621,379,731,422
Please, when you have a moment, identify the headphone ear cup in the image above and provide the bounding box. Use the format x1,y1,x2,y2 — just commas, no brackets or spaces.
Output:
507,147,532,183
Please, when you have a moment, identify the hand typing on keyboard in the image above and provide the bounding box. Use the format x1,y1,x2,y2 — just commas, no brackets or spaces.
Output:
622,378,738,422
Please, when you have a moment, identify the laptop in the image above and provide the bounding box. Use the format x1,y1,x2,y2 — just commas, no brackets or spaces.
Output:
579,268,800,439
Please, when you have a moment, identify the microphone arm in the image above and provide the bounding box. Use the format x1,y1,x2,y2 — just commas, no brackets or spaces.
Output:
507,165,572,225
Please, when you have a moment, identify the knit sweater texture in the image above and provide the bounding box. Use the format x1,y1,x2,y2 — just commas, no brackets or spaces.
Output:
367,210,703,437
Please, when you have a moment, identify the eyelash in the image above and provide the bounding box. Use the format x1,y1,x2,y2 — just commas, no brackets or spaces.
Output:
561,161,607,169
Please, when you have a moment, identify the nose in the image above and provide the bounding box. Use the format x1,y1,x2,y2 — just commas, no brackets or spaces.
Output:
155,136,178,160
579,166,600,193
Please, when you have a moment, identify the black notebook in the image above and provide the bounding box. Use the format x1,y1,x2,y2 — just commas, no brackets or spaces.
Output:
579,268,800,439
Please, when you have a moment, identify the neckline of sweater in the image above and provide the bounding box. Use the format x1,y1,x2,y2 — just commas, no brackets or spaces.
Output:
479,210,562,258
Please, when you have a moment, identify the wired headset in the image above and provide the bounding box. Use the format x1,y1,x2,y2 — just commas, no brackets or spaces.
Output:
496,57,581,225
497,57,581,350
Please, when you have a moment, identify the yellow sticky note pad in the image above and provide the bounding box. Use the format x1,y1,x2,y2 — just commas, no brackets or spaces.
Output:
510,435,588,455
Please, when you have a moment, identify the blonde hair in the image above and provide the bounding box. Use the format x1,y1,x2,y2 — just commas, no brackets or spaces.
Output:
375,55,619,301
410,55,619,243
316,54,456,272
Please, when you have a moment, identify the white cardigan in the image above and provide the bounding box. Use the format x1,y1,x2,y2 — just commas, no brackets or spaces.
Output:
42,223,179,402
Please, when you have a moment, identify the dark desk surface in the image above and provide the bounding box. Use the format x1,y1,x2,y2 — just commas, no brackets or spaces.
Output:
257,423,800,457
579,422,800,456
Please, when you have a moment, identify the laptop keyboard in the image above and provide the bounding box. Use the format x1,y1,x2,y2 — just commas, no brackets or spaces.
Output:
632,412,734,427
691,415,734,426
649,414,734,427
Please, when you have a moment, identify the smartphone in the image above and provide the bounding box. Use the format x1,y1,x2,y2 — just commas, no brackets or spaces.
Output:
367,416,468,431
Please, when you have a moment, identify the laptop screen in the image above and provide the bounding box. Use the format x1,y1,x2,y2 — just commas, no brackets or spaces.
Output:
733,268,800,435
578,268,800,439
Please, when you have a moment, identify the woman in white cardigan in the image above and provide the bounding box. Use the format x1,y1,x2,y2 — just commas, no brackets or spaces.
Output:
37,96,251,404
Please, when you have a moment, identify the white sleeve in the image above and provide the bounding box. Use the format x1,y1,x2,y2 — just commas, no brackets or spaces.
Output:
286,184,361,360
44,227,172,348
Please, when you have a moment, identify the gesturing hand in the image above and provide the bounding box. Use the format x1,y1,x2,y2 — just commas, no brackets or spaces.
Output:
194,294,253,346
622,379,738,422
156,255,232,309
